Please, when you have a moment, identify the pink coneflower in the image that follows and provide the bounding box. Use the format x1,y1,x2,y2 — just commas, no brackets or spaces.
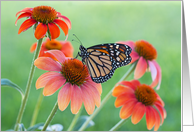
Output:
119,40,161,89
34,50,102,115
30,38,74,59
112,80,166,131
15,5,71,40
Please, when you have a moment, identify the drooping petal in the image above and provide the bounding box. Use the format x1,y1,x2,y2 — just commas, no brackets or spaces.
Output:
30,43,37,52
18,18,37,34
81,85,95,115
57,15,71,29
115,93,136,107
48,23,60,39
134,56,147,79
153,108,161,131
15,12,32,25
36,72,62,89
82,83,101,107
34,57,62,71
45,50,67,64
154,102,166,124
156,94,165,106
146,106,156,130
112,85,134,97
16,7,33,17
58,83,72,111
34,23,47,40
120,100,137,119
85,78,102,95
117,80,140,91
43,75,66,96
148,60,157,81
130,51,140,64
54,19,68,36
71,85,83,114
131,102,146,124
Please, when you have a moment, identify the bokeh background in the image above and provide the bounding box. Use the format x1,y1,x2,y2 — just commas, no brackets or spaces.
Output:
1,1,181,131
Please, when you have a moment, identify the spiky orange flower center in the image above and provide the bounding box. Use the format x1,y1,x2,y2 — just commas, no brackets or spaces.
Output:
135,40,157,60
135,84,157,106
61,59,89,86
45,40,62,50
32,5,57,24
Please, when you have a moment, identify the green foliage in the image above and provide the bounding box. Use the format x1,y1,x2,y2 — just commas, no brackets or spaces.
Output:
1,1,181,131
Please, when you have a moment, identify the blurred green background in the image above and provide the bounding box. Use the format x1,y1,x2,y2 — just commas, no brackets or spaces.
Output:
1,1,181,131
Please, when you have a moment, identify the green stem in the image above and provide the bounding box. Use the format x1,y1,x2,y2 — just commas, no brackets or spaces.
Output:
78,63,136,131
41,101,58,131
14,38,43,131
109,119,128,131
30,89,44,126
67,105,83,131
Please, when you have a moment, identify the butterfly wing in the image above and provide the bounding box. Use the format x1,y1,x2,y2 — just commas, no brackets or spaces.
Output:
85,43,132,83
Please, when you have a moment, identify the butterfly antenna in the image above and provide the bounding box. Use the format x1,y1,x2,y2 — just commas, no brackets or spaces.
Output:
72,34,83,46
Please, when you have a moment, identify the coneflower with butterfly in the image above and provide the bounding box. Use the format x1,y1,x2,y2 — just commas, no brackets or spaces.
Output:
73,34,132,83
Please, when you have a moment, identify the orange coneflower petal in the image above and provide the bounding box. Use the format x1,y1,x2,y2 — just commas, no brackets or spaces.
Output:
48,23,60,39
15,12,32,25
71,85,83,114
154,102,166,124
34,57,62,71
81,85,95,115
146,106,156,130
112,85,134,97
30,43,37,52
54,19,68,36
120,100,137,119
18,18,37,34
130,51,140,64
16,7,32,17
57,15,71,29
45,50,67,64
82,83,101,107
58,83,73,111
131,102,146,124
43,75,66,96
134,56,147,79
34,23,47,40
117,80,140,91
115,93,136,107
36,72,62,89
153,108,161,131
156,94,165,106
60,41,74,58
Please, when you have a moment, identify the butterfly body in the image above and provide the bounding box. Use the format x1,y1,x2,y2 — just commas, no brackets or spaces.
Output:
78,43,132,83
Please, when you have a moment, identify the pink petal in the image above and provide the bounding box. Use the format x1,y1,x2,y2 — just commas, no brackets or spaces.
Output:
82,83,101,107
71,85,83,114
58,83,72,111
146,106,155,130
151,61,162,90
131,102,146,124
148,60,157,81
45,50,67,64
36,72,62,89
130,51,140,64
120,100,137,119
134,56,147,79
43,75,66,96
81,85,95,115
85,78,102,95
34,57,62,71
153,108,161,131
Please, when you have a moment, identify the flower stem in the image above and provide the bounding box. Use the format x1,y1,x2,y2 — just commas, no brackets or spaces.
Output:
41,101,58,131
14,38,43,131
30,89,44,126
67,105,83,131
109,119,128,131
78,63,136,131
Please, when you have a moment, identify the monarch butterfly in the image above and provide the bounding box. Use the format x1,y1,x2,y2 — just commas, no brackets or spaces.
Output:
74,36,132,83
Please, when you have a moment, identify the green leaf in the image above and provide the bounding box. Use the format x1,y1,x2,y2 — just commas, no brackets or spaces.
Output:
1,79,24,100
73,115,95,130
27,123,44,131
18,123,26,131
